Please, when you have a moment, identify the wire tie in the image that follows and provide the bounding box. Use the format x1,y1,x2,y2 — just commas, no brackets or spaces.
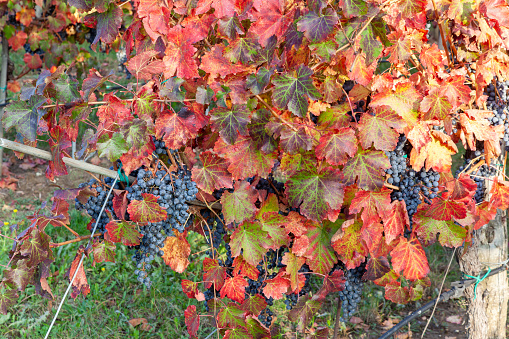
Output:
161,79,169,85
464,267,491,300
0,86,6,91
117,163,130,187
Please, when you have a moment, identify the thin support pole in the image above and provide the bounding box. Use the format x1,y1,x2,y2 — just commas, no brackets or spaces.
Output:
0,33,9,179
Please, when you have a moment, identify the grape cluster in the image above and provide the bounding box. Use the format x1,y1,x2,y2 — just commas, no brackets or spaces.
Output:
338,263,366,322
75,176,121,234
485,80,509,149
456,151,497,203
284,264,311,310
385,136,440,226
23,43,45,57
200,210,226,250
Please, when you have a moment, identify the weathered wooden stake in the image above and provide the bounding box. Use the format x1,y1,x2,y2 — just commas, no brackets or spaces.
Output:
0,33,9,178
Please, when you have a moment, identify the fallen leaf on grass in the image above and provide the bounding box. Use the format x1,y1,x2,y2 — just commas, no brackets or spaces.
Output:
2,204,15,212
381,319,395,330
349,316,363,324
128,318,152,331
446,315,463,324
394,332,411,339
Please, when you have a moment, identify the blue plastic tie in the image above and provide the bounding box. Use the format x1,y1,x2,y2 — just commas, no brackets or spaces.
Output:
464,267,491,300
117,163,130,187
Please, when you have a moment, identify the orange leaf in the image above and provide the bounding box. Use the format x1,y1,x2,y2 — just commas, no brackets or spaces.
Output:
220,275,248,303
161,232,191,273
390,236,429,281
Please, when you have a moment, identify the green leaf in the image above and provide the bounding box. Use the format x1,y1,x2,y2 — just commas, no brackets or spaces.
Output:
121,118,149,149
224,37,260,65
105,220,143,246
271,65,321,117
413,207,467,247
303,221,342,274
230,220,270,266
286,167,344,222
97,132,129,162
210,105,251,145
296,8,338,42
2,95,45,142
310,40,337,61
92,239,116,266
246,67,274,95
222,181,258,225
360,25,383,65
343,149,391,190
51,74,81,103
338,0,368,18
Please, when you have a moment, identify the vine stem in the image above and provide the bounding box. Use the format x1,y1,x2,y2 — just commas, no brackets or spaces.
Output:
41,98,196,109
255,94,298,132
421,247,457,338
50,233,103,248
333,297,343,338
430,0,452,67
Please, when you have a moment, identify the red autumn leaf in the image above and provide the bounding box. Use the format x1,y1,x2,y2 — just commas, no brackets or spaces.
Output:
361,221,383,255
262,275,291,300
181,280,205,301
217,302,247,328
302,221,342,274
96,93,132,125
126,50,165,81
48,126,72,178
315,127,357,165
410,131,458,173
163,25,200,79
382,200,409,244
203,257,227,289
331,219,368,269
155,107,208,150
8,31,27,51
220,275,248,303
232,255,260,280
105,220,143,246
474,201,497,230
249,0,295,47
196,0,235,18
413,205,466,247
288,295,323,332
67,246,90,298
113,190,128,220
449,173,477,202
23,53,43,70
489,178,509,210
161,233,191,273
439,75,471,108
343,149,391,190
315,270,345,299
419,44,445,71
192,151,233,194
184,305,200,338
127,193,168,224
92,239,116,267
350,187,392,229
424,192,467,221
370,81,422,125
420,88,452,120
241,294,267,316
200,45,250,80
358,106,406,151
390,236,430,281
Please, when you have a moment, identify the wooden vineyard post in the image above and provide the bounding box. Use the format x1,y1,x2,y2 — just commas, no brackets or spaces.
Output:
0,33,8,178
458,155,509,339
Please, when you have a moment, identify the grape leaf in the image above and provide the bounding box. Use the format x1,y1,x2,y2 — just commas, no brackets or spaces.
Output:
246,67,274,95
302,221,341,274
48,126,72,177
410,131,458,172
97,132,129,162
241,294,268,316
216,302,247,328
67,247,90,298
155,107,208,149
161,233,191,273
296,8,338,42
4,259,35,292
248,108,277,154
256,212,290,250
214,135,278,180
475,201,497,230
271,65,321,118
288,295,323,331
249,0,295,47
105,220,142,246
316,128,357,165
439,75,471,108
159,77,186,102
338,0,368,18
113,190,128,220
420,89,452,121
222,181,258,225
360,25,383,65
127,193,168,224
224,37,261,65
363,257,391,281
0,284,17,315
390,236,430,280
232,255,260,280
92,239,116,266
279,126,313,154
385,281,411,304
218,15,244,39
221,275,248,303
192,151,233,194
163,25,200,79
315,270,346,299
489,178,509,210
343,149,391,190
331,219,368,269
210,105,251,145
382,200,410,244
350,187,392,229
285,167,344,222
2,95,45,142
88,4,123,45
358,106,406,151
23,53,42,70
230,220,270,266
424,192,467,221
200,45,251,80
96,93,132,124
413,206,466,247
203,257,227,289
246,316,271,338
282,252,306,291
126,50,165,81
19,228,50,266
184,305,200,338
263,275,291,300
370,82,422,125
181,280,205,301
